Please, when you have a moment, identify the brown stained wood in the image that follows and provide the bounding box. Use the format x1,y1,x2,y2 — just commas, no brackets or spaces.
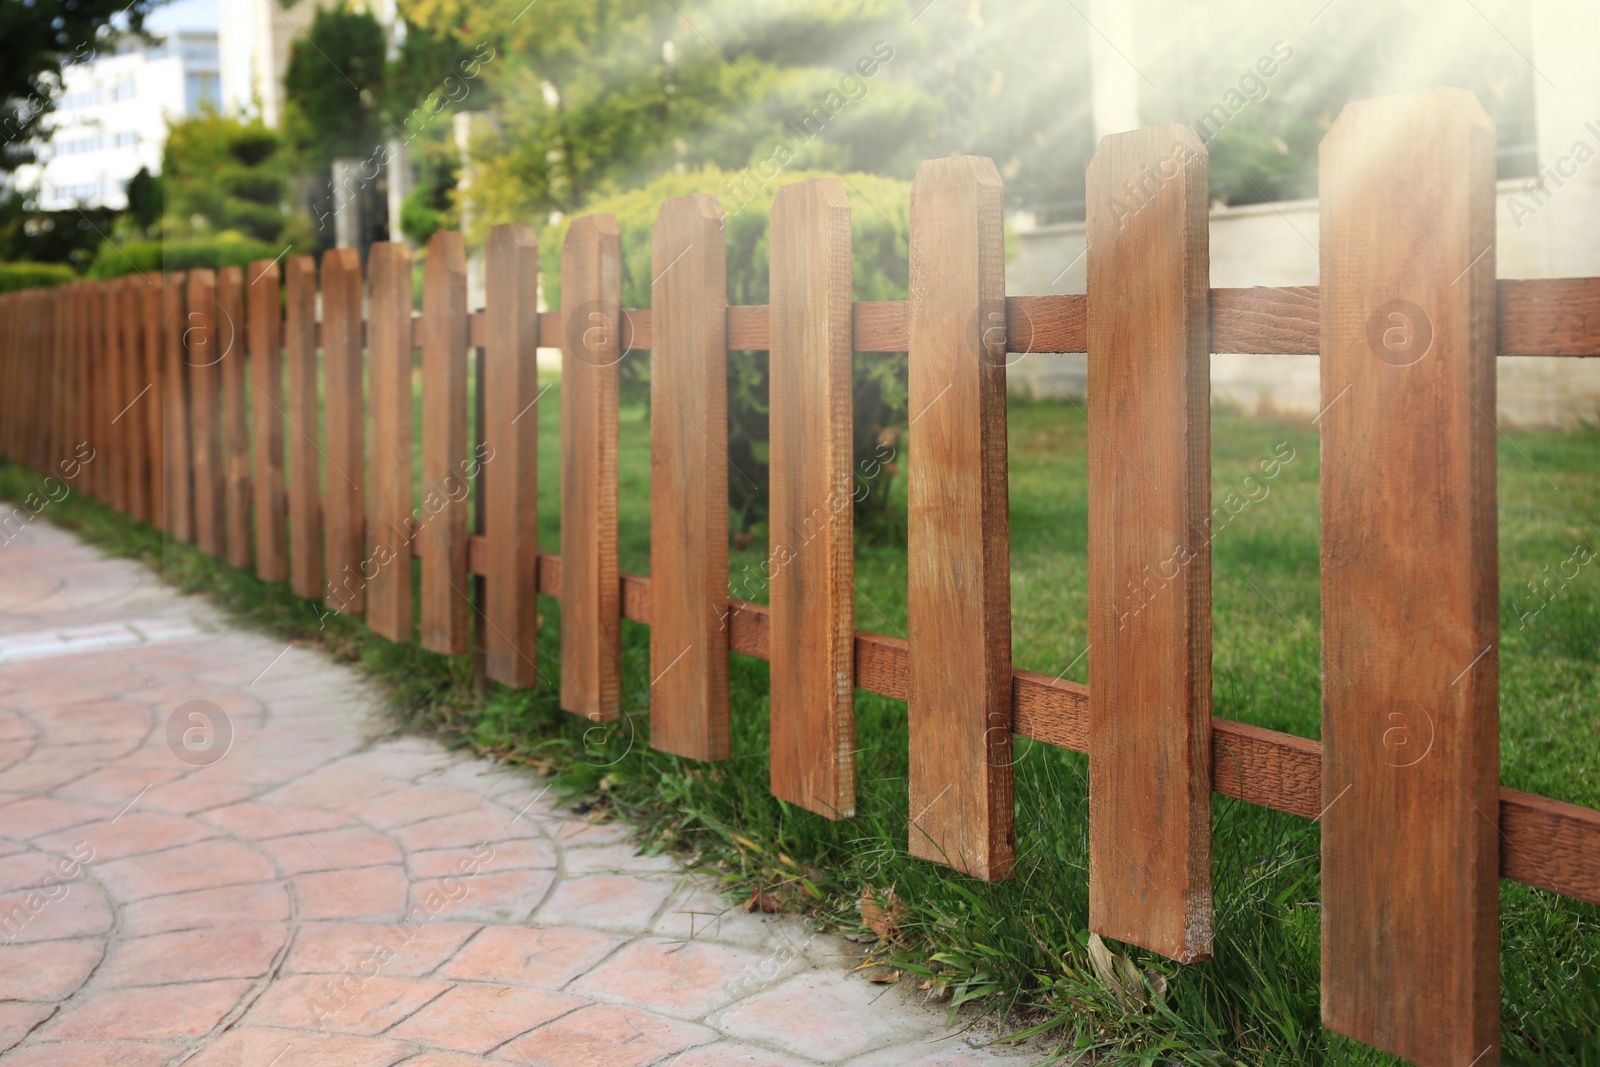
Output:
284,257,322,600
142,279,165,530
559,215,624,721
419,232,471,655
248,260,287,581
483,224,542,686
321,249,365,616
1086,126,1214,963
366,243,415,643
186,269,225,556
1497,277,1600,355
1319,89,1500,1067
1210,287,1318,354
162,274,193,541
767,179,855,819
101,284,127,513
649,194,730,762
119,279,152,523
218,267,252,569
905,156,1013,881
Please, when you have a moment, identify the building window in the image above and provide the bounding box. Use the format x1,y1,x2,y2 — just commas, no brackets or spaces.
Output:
113,131,138,148
112,81,136,102
185,72,219,113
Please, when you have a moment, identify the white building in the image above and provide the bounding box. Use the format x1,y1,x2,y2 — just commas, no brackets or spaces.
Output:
21,32,220,211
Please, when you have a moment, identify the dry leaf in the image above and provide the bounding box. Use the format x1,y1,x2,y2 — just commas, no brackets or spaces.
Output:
860,887,905,942
866,968,901,984
743,886,783,913
1087,932,1123,1002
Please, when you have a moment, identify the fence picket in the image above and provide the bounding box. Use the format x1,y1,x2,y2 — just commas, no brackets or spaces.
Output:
187,269,225,556
1318,88,1500,1067
284,256,322,600
163,274,193,542
367,242,415,643
768,179,855,818
141,277,166,531
322,248,365,615
101,283,126,511
1085,125,1215,962
649,194,729,761
118,279,149,522
248,260,286,581
219,266,252,569
905,157,1013,879
420,231,471,655
559,214,623,721
483,223,541,685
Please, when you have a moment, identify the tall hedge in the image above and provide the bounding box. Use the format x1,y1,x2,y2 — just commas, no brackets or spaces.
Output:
540,167,911,540
85,237,281,280
0,262,76,292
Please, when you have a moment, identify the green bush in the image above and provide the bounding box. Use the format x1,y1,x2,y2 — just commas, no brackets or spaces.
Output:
0,262,76,292
540,166,912,540
85,236,280,280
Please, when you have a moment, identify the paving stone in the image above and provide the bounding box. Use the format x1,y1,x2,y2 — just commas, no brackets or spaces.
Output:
562,843,679,877
346,784,489,830
387,983,586,1054
393,808,541,852
0,1041,175,1067
294,865,410,921
94,837,276,900
260,826,403,875
496,1004,714,1067
718,973,919,1063
0,797,118,839
440,925,624,988
535,874,678,934
283,920,481,977
571,937,780,1020
119,879,291,937
245,973,451,1036
33,810,220,863
0,881,113,943
93,922,288,986
0,939,103,1000
0,999,55,1051
37,978,252,1041
665,1044,817,1067
409,868,555,922
407,839,555,879
181,1026,419,1067
652,886,789,950
198,799,354,839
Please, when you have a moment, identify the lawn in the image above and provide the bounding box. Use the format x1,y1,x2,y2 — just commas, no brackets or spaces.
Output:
7,375,1597,1064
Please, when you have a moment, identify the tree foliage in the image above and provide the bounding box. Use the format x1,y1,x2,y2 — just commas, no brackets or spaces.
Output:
160,113,293,244
282,1,389,172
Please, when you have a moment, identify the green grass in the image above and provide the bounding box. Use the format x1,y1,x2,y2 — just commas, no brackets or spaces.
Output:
5,383,1598,1065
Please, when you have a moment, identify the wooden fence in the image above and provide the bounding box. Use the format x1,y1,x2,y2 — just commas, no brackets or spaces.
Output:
1,88,1598,1066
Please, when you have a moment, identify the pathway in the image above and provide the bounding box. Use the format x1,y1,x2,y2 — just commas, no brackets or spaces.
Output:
0,521,1040,1066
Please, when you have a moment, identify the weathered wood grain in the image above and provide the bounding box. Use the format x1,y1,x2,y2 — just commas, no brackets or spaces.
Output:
187,269,225,555
1086,125,1214,963
322,249,365,615
905,156,1013,880
366,242,415,643
284,256,322,599
219,266,252,570
649,194,730,761
559,214,624,721
482,223,542,686
1319,88,1500,1067
162,274,193,541
419,231,471,655
248,259,287,581
767,179,856,818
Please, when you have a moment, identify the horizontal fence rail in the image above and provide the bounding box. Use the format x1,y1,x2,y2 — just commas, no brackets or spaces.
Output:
1,88,1598,1067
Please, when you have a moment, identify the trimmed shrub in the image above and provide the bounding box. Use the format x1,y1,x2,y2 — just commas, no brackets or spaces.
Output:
85,236,281,280
0,262,77,292
540,166,912,539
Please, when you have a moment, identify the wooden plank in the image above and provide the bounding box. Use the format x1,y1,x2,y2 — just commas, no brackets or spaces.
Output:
1319,88,1500,1067
119,279,152,523
321,248,365,615
905,156,1013,880
100,283,127,511
284,256,322,600
482,223,542,685
1210,287,1318,354
1498,277,1600,356
559,214,623,720
186,269,225,556
219,266,251,569
1086,125,1214,962
767,179,855,818
419,231,471,655
162,274,193,542
649,193,730,761
142,278,166,529
248,260,287,581
366,242,415,643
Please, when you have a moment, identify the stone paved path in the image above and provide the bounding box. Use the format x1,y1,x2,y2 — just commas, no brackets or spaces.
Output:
0,522,1042,1067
